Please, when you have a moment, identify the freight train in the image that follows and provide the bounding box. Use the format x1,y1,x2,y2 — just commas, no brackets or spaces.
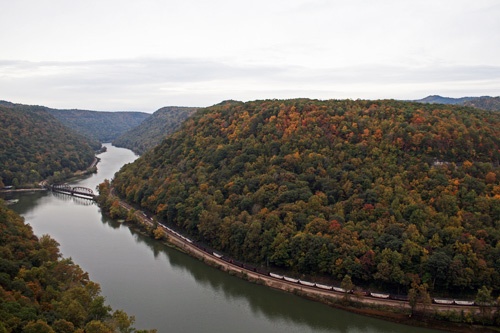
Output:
157,222,476,307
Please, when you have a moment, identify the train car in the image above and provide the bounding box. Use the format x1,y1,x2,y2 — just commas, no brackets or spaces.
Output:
333,287,347,293
390,294,409,302
256,267,269,275
232,260,243,268
370,292,390,299
454,300,475,306
353,290,369,296
245,264,258,272
213,252,223,259
433,298,454,305
315,283,333,291
270,272,284,279
284,276,299,283
299,280,315,287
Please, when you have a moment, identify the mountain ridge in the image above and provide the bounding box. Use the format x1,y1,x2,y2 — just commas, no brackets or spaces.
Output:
0,100,150,142
413,95,500,111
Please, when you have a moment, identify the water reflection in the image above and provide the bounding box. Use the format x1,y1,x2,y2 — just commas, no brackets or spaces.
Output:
2,191,47,215
6,144,440,333
122,223,437,333
50,191,96,206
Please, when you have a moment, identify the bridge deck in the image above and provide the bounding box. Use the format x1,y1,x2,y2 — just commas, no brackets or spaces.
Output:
50,185,96,200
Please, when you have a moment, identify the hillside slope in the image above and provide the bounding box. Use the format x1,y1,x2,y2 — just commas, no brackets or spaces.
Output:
463,96,500,112
113,106,197,155
112,99,500,294
0,101,150,142
47,108,150,142
0,105,98,187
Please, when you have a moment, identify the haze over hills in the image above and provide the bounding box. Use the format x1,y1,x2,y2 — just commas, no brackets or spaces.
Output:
113,106,197,155
0,101,150,142
47,109,150,142
414,95,500,111
111,98,500,295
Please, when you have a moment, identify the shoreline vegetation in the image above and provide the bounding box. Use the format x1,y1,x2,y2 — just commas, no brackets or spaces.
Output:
97,181,499,333
104,100,500,330
0,154,102,195
0,200,157,332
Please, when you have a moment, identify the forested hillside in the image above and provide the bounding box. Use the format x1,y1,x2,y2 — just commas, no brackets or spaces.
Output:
415,95,500,111
0,201,154,332
47,109,150,142
414,95,478,105
463,96,500,112
0,105,99,187
113,106,197,155
112,99,500,295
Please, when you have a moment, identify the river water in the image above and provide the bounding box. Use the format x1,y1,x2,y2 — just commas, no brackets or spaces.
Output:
6,144,441,333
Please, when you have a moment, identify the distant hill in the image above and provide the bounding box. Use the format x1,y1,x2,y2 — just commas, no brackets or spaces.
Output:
111,98,500,294
113,106,197,155
0,101,150,142
413,95,478,105
0,104,98,187
463,96,500,111
414,95,500,111
47,108,150,142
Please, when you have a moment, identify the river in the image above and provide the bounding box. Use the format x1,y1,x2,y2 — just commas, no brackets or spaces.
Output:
6,144,441,333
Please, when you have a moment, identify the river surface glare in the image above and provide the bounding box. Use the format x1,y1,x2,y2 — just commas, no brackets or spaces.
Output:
8,144,441,333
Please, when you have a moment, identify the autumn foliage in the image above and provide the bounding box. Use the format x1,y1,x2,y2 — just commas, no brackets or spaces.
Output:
0,201,155,332
112,99,500,294
0,105,99,187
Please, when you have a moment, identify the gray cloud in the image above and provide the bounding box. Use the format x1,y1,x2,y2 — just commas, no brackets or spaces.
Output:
0,58,499,111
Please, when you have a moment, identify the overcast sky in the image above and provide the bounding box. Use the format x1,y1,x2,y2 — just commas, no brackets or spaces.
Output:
1,0,499,111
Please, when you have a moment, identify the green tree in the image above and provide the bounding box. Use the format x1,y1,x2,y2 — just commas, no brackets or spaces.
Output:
340,274,354,301
52,320,74,333
374,248,404,286
153,226,165,240
111,310,135,333
408,279,432,317
475,286,493,324
84,320,113,333
425,251,451,289
22,320,55,333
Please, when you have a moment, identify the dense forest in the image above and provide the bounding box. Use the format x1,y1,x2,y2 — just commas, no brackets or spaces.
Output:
47,109,150,143
0,200,155,332
113,106,197,155
0,105,99,187
112,98,500,296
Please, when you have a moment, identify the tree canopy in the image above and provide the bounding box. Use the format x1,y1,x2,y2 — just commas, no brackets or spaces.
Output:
111,98,500,295
0,105,99,187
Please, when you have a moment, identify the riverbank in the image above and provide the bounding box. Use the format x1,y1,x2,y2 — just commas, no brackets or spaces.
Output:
153,228,496,333
1,156,100,195
101,188,500,333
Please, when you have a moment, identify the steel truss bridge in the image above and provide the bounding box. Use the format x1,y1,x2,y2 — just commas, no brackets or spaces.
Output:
50,184,96,200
